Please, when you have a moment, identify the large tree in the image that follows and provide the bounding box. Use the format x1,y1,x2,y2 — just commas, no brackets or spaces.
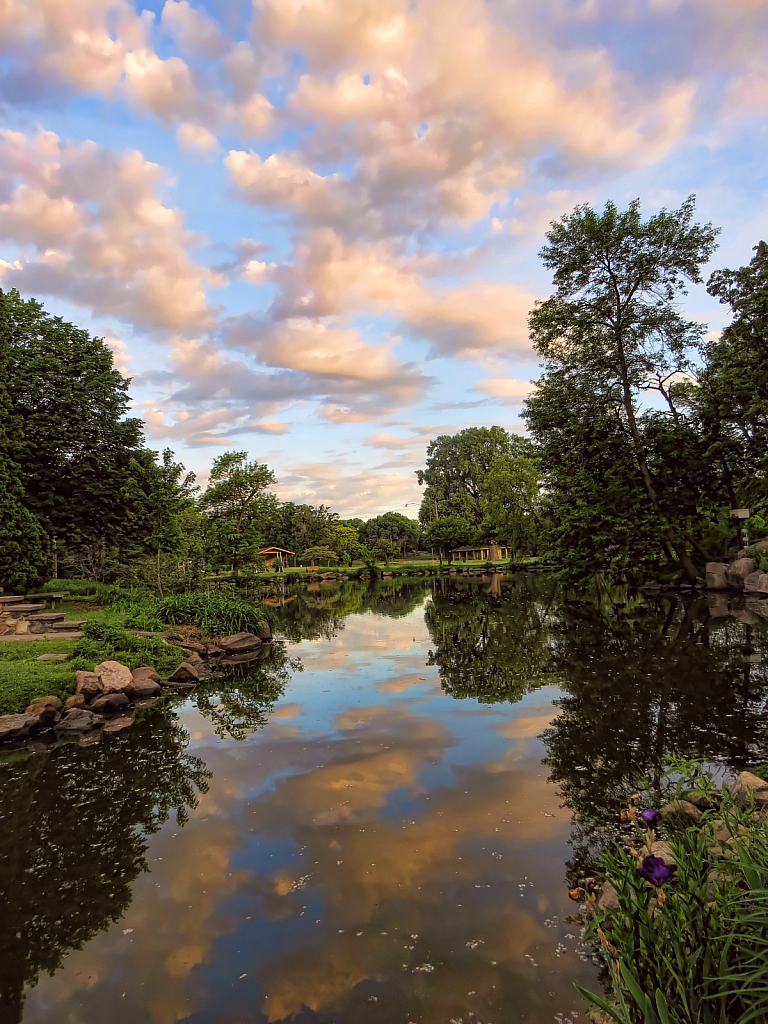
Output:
5,290,145,579
416,426,525,527
199,451,276,577
0,292,47,591
526,197,720,581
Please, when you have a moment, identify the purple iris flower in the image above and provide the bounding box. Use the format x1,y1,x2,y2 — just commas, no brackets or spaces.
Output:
638,855,677,887
640,808,662,829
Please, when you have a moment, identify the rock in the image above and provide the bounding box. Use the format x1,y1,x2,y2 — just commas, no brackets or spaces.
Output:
25,696,63,726
103,712,135,733
75,670,103,700
36,653,68,662
168,662,199,683
94,660,134,695
132,678,161,698
133,697,160,709
0,713,40,742
661,799,702,823
597,880,619,910
746,597,768,619
683,789,716,810
255,620,272,641
730,771,768,809
726,558,756,591
206,644,224,658
131,667,161,697
744,571,768,595
220,651,262,666
78,729,102,747
640,840,677,865
705,562,729,590
179,640,207,654
186,650,203,667
89,692,131,713
65,694,87,711
707,593,732,618
219,632,262,654
55,709,103,735
132,666,160,684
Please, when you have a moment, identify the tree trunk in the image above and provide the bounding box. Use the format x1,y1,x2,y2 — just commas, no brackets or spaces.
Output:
51,536,58,580
156,545,164,597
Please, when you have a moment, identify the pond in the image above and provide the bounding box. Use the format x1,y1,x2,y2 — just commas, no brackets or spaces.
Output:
2,574,768,1024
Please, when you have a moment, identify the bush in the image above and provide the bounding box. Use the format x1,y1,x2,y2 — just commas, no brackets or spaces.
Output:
153,591,276,638
578,759,768,1024
72,621,187,674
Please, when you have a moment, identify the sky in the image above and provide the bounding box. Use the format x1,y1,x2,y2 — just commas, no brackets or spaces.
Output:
1,0,767,519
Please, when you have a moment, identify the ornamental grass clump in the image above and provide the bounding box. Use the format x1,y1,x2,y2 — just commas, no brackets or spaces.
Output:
152,591,276,638
576,759,768,1024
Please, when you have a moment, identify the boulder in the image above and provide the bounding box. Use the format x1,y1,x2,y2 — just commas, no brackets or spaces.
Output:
168,662,199,683
746,597,768,619
54,709,103,735
65,694,87,711
103,712,136,733
95,660,134,695
131,667,161,697
597,880,619,911
89,692,131,714
219,632,262,654
221,651,262,666
180,640,207,654
730,771,768,809
25,696,63,726
0,713,39,742
640,839,677,865
206,644,224,658
186,650,203,667
683,789,716,810
255,620,272,640
726,558,756,591
705,562,729,590
661,799,702,824
75,670,103,700
78,729,102,747
744,571,768,595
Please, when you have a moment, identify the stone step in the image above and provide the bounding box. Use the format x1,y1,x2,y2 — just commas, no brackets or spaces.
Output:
45,630,83,639
48,619,85,630
26,592,66,600
28,612,66,622
0,596,25,604
1,604,45,613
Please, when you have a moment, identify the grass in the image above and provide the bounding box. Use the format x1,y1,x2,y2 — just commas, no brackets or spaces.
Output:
578,758,768,1024
0,640,79,714
71,621,187,674
151,591,276,638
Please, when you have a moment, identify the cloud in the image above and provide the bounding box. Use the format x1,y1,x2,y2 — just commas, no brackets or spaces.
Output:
176,121,218,154
0,129,217,332
474,377,535,401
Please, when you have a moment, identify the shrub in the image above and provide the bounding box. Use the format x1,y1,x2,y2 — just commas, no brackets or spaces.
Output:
72,620,187,674
153,591,276,638
577,759,768,1024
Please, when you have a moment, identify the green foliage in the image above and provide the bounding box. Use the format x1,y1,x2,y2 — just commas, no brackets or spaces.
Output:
579,763,768,1024
152,591,276,638
301,545,339,566
0,290,47,591
71,621,187,674
526,197,720,583
360,512,421,556
423,514,473,562
417,426,529,528
481,453,542,556
199,451,276,577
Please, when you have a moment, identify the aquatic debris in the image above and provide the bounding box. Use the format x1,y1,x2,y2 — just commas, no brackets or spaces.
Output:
413,962,435,973
465,939,484,949
289,874,312,891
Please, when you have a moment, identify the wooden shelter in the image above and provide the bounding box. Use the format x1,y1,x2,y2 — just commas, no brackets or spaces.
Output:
450,542,509,562
258,546,297,568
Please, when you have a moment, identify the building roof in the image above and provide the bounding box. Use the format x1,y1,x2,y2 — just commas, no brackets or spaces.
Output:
258,546,296,555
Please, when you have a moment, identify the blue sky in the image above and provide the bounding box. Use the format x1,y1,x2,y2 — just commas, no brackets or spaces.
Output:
1,0,767,516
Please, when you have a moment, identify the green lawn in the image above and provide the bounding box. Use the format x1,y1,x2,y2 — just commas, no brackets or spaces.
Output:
0,639,79,714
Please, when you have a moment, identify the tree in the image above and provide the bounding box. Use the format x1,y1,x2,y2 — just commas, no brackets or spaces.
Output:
423,515,473,563
199,452,276,577
5,289,146,579
694,240,768,520
417,427,522,527
527,197,720,581
301,545,339,566
361,512,420,557
0,291,47,591
481,451,541,556
374,538,401,565
326,523,360,562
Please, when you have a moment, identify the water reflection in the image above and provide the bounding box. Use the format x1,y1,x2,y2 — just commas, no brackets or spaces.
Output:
4,575,768,1024
0,707,210,1022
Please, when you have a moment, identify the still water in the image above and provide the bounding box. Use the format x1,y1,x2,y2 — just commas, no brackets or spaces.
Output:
2,574,768,1024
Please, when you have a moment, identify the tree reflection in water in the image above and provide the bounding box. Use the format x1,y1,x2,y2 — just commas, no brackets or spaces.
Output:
0,707,211,1024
